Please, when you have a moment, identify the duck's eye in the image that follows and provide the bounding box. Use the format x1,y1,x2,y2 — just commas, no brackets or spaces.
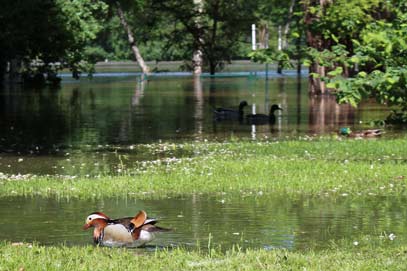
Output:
88,217,92,221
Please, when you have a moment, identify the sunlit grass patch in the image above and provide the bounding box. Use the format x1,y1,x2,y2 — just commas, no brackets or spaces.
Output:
1,138,407,199
1,234,406,271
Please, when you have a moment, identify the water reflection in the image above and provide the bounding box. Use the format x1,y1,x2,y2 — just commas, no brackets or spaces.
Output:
0,75,390,151
308,95,356,134
0,194,405,251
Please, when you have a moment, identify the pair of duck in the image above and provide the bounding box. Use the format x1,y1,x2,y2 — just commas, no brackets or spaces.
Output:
83,210,169,247
213,101,282,125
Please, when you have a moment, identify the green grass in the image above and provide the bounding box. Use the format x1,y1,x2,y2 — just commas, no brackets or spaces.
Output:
1,138,407,199
1,234,406,271
1,138,407,270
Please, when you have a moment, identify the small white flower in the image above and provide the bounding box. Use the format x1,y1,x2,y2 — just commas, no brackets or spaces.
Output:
353,241,359,246
389,233,396,241
17,158,24,162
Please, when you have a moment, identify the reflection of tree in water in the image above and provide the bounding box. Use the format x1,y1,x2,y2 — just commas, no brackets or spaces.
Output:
0,86,69,153
193,76,204,137
308,95,355,134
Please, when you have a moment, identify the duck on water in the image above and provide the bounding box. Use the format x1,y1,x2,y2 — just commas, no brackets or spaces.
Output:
213,100,249,121
246,104,283,125
83,210,170,247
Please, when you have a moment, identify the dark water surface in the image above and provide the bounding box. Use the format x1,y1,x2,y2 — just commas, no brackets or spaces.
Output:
0,194,405,250
0,74,392,151
0,74,396,175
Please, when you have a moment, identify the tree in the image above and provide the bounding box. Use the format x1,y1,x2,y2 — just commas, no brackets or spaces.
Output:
114,0,150,74
302,0,387,94
154,0,258,74
325,1,407,123
248,0,304,75
297,0,407,122
0,0,108,84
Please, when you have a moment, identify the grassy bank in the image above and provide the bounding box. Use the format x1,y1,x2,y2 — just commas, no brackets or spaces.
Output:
1,234,406,270
1,138,407,270
1,138,407,199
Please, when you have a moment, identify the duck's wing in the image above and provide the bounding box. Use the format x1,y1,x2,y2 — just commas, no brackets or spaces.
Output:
141,223,172,232
365,129,383,136
108,217,133,229
130,210,147,228
109,210,147,230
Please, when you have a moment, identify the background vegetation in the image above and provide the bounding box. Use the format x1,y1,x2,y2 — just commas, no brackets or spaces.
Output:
1,0,407,119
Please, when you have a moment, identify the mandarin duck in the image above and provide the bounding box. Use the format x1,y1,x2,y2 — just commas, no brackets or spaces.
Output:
246,104,282,125
339,127,383,138
213,100,249,121
83,210,170,247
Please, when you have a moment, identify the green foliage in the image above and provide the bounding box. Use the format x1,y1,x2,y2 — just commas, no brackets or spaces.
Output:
150,0,259,74
0,0,108,82
302,0,407,123
57,0,108,78
248,49,293,69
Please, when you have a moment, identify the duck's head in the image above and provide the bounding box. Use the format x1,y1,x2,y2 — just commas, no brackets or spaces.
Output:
239,100,249,108
270,104,283,112
339,127,352,136
83,212,110,230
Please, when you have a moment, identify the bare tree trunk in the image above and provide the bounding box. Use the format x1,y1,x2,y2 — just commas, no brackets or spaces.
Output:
277,25,283,74
258,23,269,49
303,0,332,94
208,1,220,75
309,62,326,94
192,0,204,75
282,0,296,49
276,0,296,74
115,1,150,74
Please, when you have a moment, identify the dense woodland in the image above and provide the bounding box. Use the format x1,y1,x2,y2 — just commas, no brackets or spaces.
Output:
1,0,407,122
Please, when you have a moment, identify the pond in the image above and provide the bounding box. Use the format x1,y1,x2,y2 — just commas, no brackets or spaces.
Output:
0,72,405,251
0,194,405,251
0,73,395,176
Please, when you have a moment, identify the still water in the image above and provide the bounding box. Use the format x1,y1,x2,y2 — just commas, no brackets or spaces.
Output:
0,194,405,250
0,73,404,250
0,74,391,152
0,74,394,176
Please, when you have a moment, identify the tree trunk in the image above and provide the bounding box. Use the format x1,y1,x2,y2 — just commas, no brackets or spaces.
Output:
303,0,332,94
192,0,204,75
209,61,216,75
115,1,150,75
282,0,296,49
258,23,269,49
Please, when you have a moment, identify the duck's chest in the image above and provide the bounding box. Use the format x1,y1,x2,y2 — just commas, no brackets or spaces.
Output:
99,224,156,247
100,224,133,246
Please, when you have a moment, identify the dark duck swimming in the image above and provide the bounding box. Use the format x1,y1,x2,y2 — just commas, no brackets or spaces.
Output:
213,100,249,121
246,104,282,125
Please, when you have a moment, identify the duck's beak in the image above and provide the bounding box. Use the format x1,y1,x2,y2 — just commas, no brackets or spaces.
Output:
82,223,91,230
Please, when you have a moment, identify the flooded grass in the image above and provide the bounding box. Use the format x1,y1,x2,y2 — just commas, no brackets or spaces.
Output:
1,138,407,269
1,137,407,199
1,234,406,270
